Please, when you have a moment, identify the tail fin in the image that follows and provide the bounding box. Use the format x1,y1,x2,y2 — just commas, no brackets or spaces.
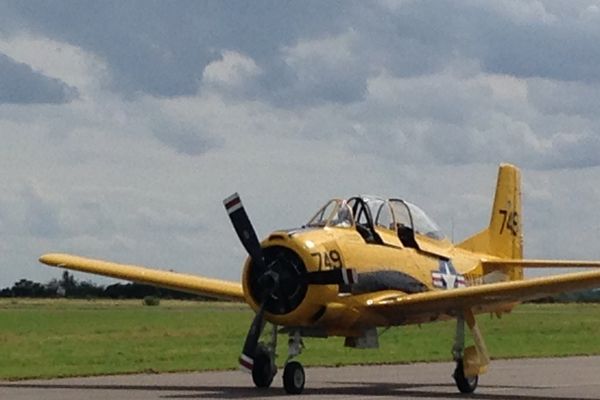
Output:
458,164,523,262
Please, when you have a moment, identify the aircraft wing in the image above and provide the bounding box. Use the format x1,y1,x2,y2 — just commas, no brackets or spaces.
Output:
482,259,600,268
39,253,245,302
366,269,600,321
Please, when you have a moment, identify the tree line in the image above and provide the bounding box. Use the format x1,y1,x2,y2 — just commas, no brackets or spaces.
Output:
0,271,209,300
3,271,599,303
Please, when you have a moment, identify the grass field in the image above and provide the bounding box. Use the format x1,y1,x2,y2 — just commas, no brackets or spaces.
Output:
1,299,600,380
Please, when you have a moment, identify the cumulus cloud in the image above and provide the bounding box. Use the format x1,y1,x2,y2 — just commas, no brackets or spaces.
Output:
0,1,344,98
486,1,558,25
527,78,600,118
0,35,109,97
202,50,261,95
0,52,77,104
152,119,220,157
279,31,368,105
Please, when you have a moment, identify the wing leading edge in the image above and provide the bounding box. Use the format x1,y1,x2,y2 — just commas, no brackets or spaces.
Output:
366,268,600,320
39,253,245,302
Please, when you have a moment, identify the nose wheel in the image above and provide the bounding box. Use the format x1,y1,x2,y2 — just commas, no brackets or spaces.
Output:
251,344,277,388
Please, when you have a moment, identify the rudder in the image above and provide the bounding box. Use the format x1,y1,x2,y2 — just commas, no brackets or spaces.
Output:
459,164,523,263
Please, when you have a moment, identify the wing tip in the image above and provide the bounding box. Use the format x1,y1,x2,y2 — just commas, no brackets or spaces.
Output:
39,253,69,266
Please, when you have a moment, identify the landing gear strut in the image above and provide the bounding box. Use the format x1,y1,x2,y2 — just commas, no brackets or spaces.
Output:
451,310,489,394
283,330,305,394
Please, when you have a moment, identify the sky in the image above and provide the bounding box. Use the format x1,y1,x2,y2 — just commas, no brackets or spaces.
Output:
1,0,600,287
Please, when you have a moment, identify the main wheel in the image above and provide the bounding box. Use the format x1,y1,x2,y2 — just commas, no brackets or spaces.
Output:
283,361,305,394
453,359,478,394
252,345,276,388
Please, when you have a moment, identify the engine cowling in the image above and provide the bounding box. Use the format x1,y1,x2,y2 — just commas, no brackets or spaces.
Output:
246,245,308,315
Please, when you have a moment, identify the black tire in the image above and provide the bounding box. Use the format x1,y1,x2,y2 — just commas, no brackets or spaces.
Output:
453,359,478,394
283,361,305,395
252,346,276,388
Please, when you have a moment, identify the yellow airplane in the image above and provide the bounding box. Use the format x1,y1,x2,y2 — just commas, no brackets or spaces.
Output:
39,163,600,395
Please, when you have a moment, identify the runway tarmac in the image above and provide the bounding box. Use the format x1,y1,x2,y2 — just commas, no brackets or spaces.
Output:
2,356,599,399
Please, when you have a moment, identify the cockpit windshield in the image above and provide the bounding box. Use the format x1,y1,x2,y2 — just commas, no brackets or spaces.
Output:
306,199,354,228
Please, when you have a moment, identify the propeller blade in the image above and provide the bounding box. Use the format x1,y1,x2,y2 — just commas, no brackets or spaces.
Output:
224,193,265,269
239,298,268,373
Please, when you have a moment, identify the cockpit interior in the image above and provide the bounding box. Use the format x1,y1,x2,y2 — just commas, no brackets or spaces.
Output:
306,195,446,249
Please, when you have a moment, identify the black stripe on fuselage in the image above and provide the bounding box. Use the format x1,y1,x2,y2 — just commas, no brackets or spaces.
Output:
351,270,428,295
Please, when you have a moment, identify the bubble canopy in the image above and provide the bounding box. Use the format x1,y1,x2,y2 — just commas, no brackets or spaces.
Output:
306,195,445,241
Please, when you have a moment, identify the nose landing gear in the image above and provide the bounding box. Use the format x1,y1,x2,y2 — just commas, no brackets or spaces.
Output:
251,343,277,388
248,326,307,395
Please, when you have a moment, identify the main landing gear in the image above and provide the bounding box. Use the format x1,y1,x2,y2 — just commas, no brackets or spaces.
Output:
250,326,306,395
451,310,490,394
